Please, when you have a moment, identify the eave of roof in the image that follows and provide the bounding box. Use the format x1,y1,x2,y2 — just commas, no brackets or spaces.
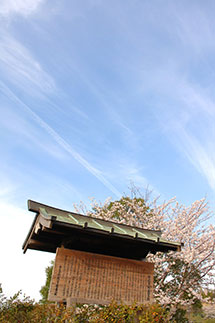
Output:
22,200,181,259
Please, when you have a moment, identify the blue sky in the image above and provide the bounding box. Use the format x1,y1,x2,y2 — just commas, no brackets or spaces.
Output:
0,0,215,300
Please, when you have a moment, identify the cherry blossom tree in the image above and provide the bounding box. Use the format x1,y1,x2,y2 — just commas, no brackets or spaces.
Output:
74,192,215,308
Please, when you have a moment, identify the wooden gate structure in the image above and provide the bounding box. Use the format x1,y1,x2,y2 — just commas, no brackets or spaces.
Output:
23,200,181,305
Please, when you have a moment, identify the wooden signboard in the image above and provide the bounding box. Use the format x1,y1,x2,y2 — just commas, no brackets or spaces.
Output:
48,248,154,305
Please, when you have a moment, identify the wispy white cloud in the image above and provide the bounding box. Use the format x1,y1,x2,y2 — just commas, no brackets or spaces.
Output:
0,0,44,17
106,159,160,197
0,30,121,197
181,131,215,190
65,61,135,139
172,3,215,55
181,84,215,118
132,3,215,190
137,33,215,192
167,114,215,191
0,82,122,198
0,33,92,123
0,102,69,161
153,75,215,190
24,170,84,208
0,34,55,95
121,164,149,188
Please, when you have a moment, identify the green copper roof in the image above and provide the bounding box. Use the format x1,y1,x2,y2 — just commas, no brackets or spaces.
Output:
38,207,175,244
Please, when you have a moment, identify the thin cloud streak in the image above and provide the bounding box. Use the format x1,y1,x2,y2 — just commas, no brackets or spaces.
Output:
141,55,215,191
182,84,215,118
67,63,134,137
173,124,215,190
0,34,90,121
0,34,55,95
0,82,122,198
0,0,44,17
174,84,215,190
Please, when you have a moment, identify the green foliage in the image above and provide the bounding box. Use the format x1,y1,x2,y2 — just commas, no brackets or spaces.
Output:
39,260,54,303
0,290,73,322
106,197,153,219
99,196,153,219
138,303,169,323
171,307,189,323
73,302,138,322
1,291,215,322
191,298,203,315
0,284,5,306
0,293,169,323
0,290,35,323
